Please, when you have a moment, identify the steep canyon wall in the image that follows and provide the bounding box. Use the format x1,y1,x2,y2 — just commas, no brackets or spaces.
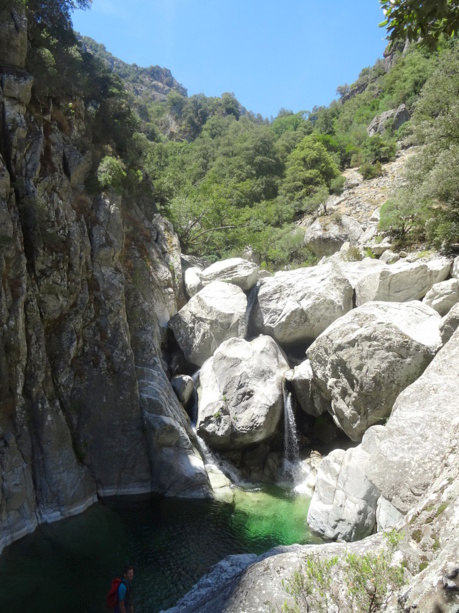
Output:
0,6,210,553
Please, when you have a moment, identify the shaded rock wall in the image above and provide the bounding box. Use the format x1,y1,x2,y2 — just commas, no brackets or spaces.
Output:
0,6,209,553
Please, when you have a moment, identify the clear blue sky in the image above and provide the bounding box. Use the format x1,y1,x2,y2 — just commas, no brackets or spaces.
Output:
72,0,388,119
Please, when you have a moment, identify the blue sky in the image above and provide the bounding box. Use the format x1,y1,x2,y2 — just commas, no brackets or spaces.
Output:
72,0,388,119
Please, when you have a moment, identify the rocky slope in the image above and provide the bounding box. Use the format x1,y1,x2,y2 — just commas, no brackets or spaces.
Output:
0,5,211,554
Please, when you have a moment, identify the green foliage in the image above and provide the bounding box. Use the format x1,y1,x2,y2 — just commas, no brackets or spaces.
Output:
360,161,383,181
380,0,459,49
97,156,126,193
381,42,459,249
281,135,340,213
279,548,405,613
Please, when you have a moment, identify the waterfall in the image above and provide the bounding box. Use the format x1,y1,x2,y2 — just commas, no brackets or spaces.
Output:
282,386,300,481
196,434,243,485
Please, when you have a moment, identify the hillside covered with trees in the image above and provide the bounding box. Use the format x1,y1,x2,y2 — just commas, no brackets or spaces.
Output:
81,31,459,268
14,0,459,269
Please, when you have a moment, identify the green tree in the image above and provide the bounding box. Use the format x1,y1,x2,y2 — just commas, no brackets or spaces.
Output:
380,0,459,49
281,135,340,212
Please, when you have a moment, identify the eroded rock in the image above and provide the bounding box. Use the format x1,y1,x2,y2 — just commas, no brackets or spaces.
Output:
197,336,289,449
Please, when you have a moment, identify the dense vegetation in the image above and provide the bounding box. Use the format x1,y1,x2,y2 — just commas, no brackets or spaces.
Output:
17,0,459,268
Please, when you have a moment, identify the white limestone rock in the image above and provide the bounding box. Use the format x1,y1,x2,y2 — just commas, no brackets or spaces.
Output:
200,258,259,291
308,301,442,441
171,375,194,407
364,326,459,514
354,256,452,305
252,263,354,345
423,278,459,316
184,266,203,298
169,281,247,367
379,249,400,264
197,336,289,450
440,302,459,345
286,360,329,417
307,445,379,541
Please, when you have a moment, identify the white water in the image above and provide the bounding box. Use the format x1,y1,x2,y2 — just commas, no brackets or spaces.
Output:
196,434,244,485
281,387,301,483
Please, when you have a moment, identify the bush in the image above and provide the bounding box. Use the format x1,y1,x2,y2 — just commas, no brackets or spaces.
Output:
278,548,405,613
97,156,127,193
330,175,346,194
360,161,383,180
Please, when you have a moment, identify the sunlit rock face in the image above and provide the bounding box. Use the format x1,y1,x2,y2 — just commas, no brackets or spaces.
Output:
197,336,289,450
0,10,209,553
308,301,442,442
169,281,248,367
252,263,354,345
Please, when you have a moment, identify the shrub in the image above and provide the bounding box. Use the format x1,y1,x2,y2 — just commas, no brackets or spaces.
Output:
360,161,383,180
279,548,405,613
97,156,127,193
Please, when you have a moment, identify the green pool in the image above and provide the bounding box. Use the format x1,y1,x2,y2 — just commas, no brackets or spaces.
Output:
0,485,319,612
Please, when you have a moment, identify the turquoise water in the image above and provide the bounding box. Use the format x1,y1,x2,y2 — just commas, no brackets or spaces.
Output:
0,485,319,612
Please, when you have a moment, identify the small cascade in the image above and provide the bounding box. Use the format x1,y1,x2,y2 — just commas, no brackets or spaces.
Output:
282,386,300,482
245,282,260,339
196,434,243,486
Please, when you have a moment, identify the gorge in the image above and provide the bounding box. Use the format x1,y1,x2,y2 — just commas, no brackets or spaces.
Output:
1,2,459,612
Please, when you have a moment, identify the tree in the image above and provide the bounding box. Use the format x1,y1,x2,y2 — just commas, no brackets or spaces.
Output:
281,135,340,212
380,0,459,49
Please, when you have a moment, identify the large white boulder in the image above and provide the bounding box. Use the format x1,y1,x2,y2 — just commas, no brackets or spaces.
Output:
307,444,380,542
423,278,459,316
308,301,442,441
354,257,451,305
364,326,459,514
200,258,259,291
197,336,289,450
252,263,354,345
169,281,247,367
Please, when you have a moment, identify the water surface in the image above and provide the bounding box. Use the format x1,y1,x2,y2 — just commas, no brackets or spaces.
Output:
0,485,319,612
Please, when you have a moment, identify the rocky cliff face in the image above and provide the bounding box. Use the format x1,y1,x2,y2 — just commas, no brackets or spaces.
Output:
0,6,210,554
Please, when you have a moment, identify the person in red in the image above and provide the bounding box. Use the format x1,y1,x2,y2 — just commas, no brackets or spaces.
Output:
115,566,134,613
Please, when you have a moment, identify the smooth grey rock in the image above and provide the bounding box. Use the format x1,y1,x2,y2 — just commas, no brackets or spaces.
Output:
171,375,194,406
423,278,459,316
307,444,379,541
197,336,289,450
365,327,459,514
304,215,363,257
286,360,329,417
354,257,452,305
376,496,404,531
379,249,400,264
253,263,354,345
440,303,459,345
200,258,259,291
169,281,247,367
184,267,203,297
308,301,442,441
367,103,410,136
